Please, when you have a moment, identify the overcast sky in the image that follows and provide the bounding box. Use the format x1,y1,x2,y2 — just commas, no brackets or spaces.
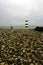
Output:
0,0,43,26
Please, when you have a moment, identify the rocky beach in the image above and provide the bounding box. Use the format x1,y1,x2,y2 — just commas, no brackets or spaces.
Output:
0,28,43,65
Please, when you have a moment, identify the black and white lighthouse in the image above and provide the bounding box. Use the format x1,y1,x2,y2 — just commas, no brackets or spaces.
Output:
25,20,28,28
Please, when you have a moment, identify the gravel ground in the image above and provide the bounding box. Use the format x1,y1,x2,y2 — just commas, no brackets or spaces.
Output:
0,28,43,65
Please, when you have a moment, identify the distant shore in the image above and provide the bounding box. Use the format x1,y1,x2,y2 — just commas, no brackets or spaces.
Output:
0,26,37,29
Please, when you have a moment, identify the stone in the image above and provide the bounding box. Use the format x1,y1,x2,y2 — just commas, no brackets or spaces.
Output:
0,62,5,65
35,63,38,65
30,63,34,65
29,59,32,63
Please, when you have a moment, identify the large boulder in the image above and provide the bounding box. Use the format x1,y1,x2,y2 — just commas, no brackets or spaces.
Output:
34,26,43,31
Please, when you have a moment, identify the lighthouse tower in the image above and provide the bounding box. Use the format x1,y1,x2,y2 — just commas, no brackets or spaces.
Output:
25,20,28,28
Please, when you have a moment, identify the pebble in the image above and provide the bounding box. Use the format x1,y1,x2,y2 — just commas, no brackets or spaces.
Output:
0,62,5,65
28,59,32,63
23,49,26,53
35,63,38,65
30,63,34,65
0,29,43,65
15,58,17,61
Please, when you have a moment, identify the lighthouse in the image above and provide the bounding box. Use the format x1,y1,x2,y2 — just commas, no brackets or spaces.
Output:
25,20,28,28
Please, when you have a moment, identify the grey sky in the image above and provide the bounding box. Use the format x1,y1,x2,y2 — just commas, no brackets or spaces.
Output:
0,0,43,26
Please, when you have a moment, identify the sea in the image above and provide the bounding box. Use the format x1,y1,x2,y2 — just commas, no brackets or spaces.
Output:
0,26,36,29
